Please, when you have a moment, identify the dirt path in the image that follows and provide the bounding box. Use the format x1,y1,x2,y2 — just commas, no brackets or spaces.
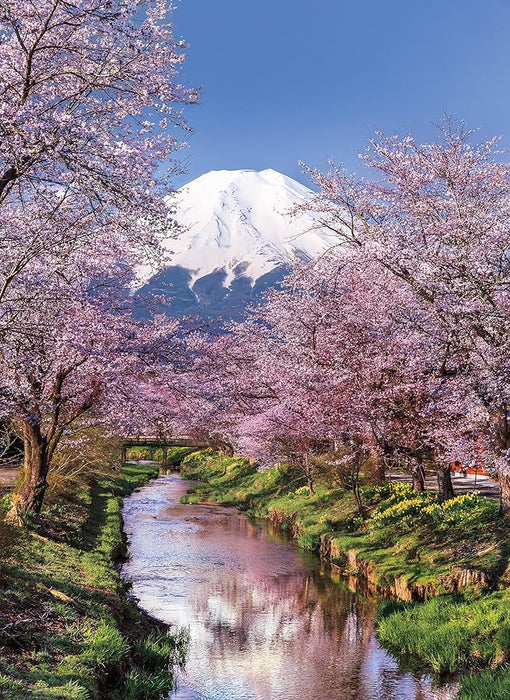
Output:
0,466,19,489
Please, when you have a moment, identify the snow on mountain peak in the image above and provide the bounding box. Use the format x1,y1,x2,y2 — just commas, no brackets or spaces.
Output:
161,168,336,286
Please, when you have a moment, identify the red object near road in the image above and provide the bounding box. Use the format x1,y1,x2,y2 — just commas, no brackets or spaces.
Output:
451,461,491,477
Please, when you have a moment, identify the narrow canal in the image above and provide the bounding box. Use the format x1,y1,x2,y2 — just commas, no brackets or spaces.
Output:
121,473,457,700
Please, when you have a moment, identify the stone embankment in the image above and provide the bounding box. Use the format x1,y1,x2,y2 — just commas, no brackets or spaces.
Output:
320,534,489,602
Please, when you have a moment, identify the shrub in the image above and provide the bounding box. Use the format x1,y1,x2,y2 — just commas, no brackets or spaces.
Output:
360,483,391,504
370,486,497,532
80,621,129,670
422,492,496,528
122,669,175,699
340,514,365,532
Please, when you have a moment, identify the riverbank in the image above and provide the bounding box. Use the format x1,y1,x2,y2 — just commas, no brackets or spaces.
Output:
0,463,186,699
179,449,510,699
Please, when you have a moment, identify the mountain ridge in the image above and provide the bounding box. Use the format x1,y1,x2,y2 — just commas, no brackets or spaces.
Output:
136,168,336,321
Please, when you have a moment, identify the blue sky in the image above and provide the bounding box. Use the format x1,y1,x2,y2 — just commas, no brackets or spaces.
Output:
172,0,510,188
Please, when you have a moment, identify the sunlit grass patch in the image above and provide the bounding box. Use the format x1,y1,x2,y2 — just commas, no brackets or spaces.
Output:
377,591,510,674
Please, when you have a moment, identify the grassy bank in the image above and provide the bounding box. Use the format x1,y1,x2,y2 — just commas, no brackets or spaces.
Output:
377,594,510,698
180,449,510,698
0,463,187,699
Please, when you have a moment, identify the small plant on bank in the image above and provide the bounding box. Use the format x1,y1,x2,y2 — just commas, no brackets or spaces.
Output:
134,629,190,673
122,669,176,699
80,620,129,670
297,532,321,551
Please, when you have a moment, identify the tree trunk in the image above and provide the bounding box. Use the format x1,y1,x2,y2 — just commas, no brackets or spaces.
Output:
304,453,314,495
436,464,455,502
494,403,510,517
161,445,168,465
5,422,49,525
499,468,510,518
369,451,386,485
217,441,234,457
411,459,425,492
352,480,364,514
365,434,391,485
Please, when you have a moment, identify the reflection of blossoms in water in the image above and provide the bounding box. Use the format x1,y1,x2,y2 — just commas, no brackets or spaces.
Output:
122,475,458,700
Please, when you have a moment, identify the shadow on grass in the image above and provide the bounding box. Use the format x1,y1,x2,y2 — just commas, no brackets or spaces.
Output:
79,485,110,552
78,464,158,553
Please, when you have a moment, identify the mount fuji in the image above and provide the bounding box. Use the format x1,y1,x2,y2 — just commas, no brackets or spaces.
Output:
136,169,336,322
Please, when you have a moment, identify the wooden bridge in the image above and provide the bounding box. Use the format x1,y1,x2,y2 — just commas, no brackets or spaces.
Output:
121,436,209,464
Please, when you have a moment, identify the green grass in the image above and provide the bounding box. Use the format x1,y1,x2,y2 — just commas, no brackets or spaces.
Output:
377,592,510,673
458,668,510,699
0,462,188,699
125,445,199,465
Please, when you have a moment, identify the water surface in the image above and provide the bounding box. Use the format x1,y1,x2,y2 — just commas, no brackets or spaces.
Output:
122,474,457,700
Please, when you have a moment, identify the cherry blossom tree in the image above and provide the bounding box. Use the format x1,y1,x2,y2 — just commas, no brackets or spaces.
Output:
165,122,507,519
0,1,199,522
302,122,509,510
181,240,496,506
0,0,197,321
180,262,386,495
1,263,185,523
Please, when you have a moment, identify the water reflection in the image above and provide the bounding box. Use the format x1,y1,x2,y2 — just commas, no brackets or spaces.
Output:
122,474,457,700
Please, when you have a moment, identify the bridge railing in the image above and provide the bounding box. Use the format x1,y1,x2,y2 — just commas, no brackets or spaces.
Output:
121,437,210,463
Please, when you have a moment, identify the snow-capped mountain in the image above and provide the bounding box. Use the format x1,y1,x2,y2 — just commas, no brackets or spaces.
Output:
136,169,336,321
